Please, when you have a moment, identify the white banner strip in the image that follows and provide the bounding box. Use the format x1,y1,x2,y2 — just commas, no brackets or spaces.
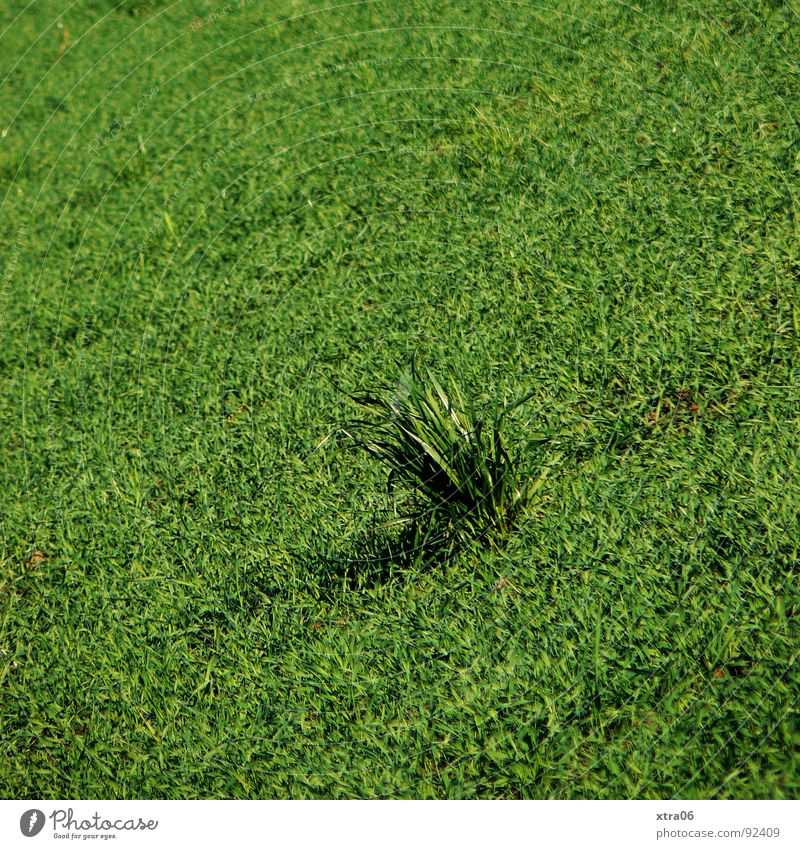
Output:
1,800,797,849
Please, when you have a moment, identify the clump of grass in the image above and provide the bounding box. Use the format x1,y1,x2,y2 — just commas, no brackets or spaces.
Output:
343,361,554,556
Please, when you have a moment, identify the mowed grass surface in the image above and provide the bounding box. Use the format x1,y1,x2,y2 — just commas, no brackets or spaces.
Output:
1,0,799,798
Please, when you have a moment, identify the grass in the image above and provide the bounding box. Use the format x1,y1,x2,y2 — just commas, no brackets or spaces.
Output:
1,0,799,799
341,360,552,560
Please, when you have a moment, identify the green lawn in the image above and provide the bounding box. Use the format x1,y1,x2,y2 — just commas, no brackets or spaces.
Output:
1,0,799,798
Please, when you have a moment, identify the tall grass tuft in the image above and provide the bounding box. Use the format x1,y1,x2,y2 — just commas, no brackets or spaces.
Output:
343,361,553,559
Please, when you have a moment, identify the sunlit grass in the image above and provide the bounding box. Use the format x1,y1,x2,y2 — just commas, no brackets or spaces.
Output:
0,0,798,800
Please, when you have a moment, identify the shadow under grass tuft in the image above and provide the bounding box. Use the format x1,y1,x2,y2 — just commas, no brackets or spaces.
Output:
311,511,468,592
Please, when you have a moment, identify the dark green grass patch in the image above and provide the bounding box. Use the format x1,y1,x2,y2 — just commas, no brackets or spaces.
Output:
1,0,799,798
340,360,558,564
